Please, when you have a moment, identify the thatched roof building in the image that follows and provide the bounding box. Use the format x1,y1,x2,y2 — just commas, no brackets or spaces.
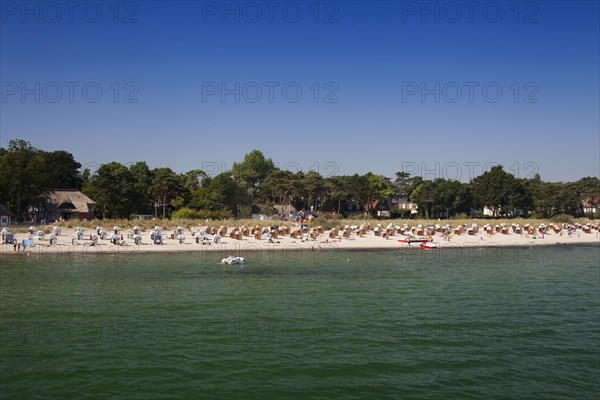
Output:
30,190,96,223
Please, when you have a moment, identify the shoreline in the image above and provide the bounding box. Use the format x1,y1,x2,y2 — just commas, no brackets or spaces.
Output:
1,225,599,257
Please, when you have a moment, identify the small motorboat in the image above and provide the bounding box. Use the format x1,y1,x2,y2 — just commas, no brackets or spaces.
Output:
221,256,246,265
419,242,437,250
398,235,432,244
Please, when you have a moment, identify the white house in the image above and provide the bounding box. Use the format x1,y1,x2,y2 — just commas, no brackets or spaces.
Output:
583,197,599,215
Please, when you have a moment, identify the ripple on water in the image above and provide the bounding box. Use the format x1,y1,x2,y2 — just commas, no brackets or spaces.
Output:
1,248,599,399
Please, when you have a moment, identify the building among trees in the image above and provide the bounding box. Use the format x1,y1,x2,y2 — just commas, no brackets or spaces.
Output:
583,197,599,216
0,204,15,226
29,190,96,223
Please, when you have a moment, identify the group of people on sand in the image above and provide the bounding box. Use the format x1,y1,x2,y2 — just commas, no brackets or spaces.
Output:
11,238,24,252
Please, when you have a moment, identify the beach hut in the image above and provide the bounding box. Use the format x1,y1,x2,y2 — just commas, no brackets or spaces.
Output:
417,224,423,236
3,231,15,244
425,224,434,236
1,227,12,243
0,204,15,226
110,233,120,245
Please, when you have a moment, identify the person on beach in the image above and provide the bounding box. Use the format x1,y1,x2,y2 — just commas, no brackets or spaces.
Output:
13,238,17,252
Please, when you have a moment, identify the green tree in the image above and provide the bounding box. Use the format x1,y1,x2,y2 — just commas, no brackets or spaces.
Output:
83,162,137,218
0,139,48,216
231,150,275,194
129,162,154,214
432,178,461,217
394,171,415,199
326,175,351,214
362,173,393,215
301,171,327,211
347,174,369,214
151,168,183,219
505,178,533,216
183,169,208,193
43,150,83,189
189,172,250,216
471,165,516,217
259,169,298,213
453,183,473,215
411,180,435,218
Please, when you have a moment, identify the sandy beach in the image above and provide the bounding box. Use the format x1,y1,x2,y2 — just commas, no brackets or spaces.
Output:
2,222,599,259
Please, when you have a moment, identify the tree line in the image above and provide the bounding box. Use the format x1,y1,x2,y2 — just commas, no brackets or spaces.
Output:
1,140,598,220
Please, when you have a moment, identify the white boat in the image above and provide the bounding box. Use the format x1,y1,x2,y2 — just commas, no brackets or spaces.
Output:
419,242,437,249
221,256,246,265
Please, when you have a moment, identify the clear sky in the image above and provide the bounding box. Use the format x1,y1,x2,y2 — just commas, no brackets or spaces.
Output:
1,0,598,182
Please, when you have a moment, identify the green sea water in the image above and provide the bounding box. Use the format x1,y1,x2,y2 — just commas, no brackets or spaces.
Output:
1,246,599,399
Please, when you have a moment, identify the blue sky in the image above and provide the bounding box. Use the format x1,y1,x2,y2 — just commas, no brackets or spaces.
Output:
1,0,598,182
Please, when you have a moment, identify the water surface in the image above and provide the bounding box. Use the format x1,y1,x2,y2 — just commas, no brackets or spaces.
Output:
1,246,599,399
